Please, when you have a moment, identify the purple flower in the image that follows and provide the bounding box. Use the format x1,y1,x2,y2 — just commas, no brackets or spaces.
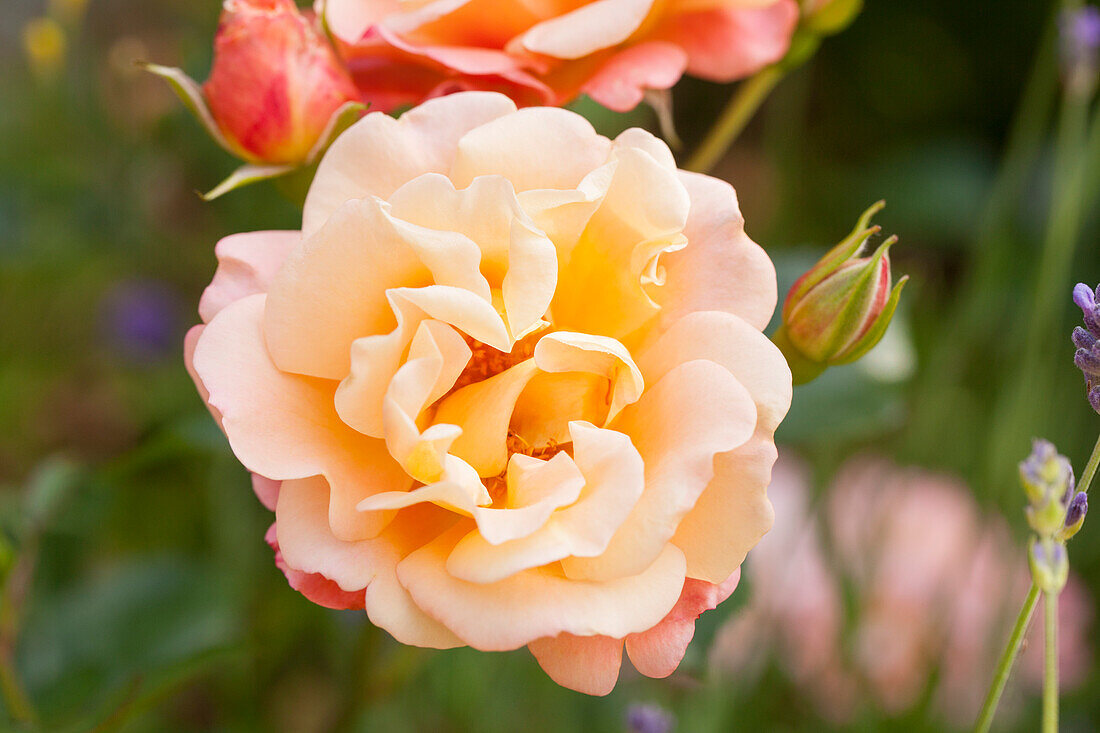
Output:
1061,7,1100,82
1072,283,1100,413
625,703,674,733
100,279,182,362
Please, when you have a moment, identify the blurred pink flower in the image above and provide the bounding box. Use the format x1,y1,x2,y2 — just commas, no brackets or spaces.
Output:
321,0,799,113
713,456,1093,727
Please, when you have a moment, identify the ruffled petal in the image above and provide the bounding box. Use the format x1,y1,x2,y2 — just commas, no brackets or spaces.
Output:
192,294,410,541
266,524,365,610
276,475,463,647
445,422,645,583
432,359,540,476
515,0,656,59
303,92,518,237
582,41,687,112
672,433,777,582
264,198,430,380
397,524,686,650
638,310,791,431
552,145,689,339
528,633,624,696
198,231,300,323
562,359,757,580
624,571,740,677
450,107,612,193
657,171,777,332
657,2,798,82
388,173,558,338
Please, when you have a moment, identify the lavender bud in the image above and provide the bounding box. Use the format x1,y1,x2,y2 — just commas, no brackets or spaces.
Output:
1059,491,1089,542
1073,326,1097,351
626,703,674,733
1061,7,1100,91
1030,538,1069,594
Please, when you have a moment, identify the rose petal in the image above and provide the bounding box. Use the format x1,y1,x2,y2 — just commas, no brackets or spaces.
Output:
624,570,740,677
657,2,798,82
528,633,624,696
552,145,689,339
198,230,300,323
265,198,431,380
657,171,777,331
432,359,540,476
192,294,409,540
515,0,656,59
266,523,364,610
638,310,791,431
397,524,686,650
582,41,688,112
445,422,645,583
562,359,757,581
303,92,518,237
450,107,612,193
672,433,777,582
276,475,463,647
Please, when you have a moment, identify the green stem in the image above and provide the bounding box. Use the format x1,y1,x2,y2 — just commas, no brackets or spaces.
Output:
1043,590,1059,733
983,0,1098,493
1078,432,1100,494
975,582,1041,733
685,66,785,174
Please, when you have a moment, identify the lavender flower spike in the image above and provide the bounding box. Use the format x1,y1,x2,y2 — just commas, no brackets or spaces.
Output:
1072,283,1100,413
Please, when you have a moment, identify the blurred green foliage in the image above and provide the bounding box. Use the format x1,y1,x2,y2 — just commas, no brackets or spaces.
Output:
1,0,1099,730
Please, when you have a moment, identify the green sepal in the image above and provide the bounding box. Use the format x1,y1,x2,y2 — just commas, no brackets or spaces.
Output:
772,325,827,386
303,100,367,163
833,273,908,365
783,200,885,320
202,164,298,201
138,62,241,159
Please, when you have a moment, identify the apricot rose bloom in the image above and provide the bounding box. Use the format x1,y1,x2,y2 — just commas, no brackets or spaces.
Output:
323,0,799,112
185,92,791,694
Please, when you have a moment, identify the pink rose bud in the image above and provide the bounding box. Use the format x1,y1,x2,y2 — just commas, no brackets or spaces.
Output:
774,201,907,384
203,0,359,164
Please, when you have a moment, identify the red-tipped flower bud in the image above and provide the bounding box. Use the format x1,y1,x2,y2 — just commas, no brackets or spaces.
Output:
203,0,359,164
143,0,363,198
774,201,908,384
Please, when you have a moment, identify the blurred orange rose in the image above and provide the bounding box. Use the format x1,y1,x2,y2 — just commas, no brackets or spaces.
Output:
185,92,791,694
322,0,799,112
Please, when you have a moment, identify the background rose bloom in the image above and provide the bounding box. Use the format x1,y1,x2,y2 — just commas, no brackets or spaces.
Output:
322,0,799,112
185,91,791,694
713,457,1093,726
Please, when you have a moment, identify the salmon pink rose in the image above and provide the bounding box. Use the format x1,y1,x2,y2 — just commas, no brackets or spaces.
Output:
322,0,799,112
185,92,791,694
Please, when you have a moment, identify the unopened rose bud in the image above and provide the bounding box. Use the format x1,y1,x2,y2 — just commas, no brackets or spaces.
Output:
774,201,908,384
203,0,359,164
143,0,363,197
1030,538,1069,595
